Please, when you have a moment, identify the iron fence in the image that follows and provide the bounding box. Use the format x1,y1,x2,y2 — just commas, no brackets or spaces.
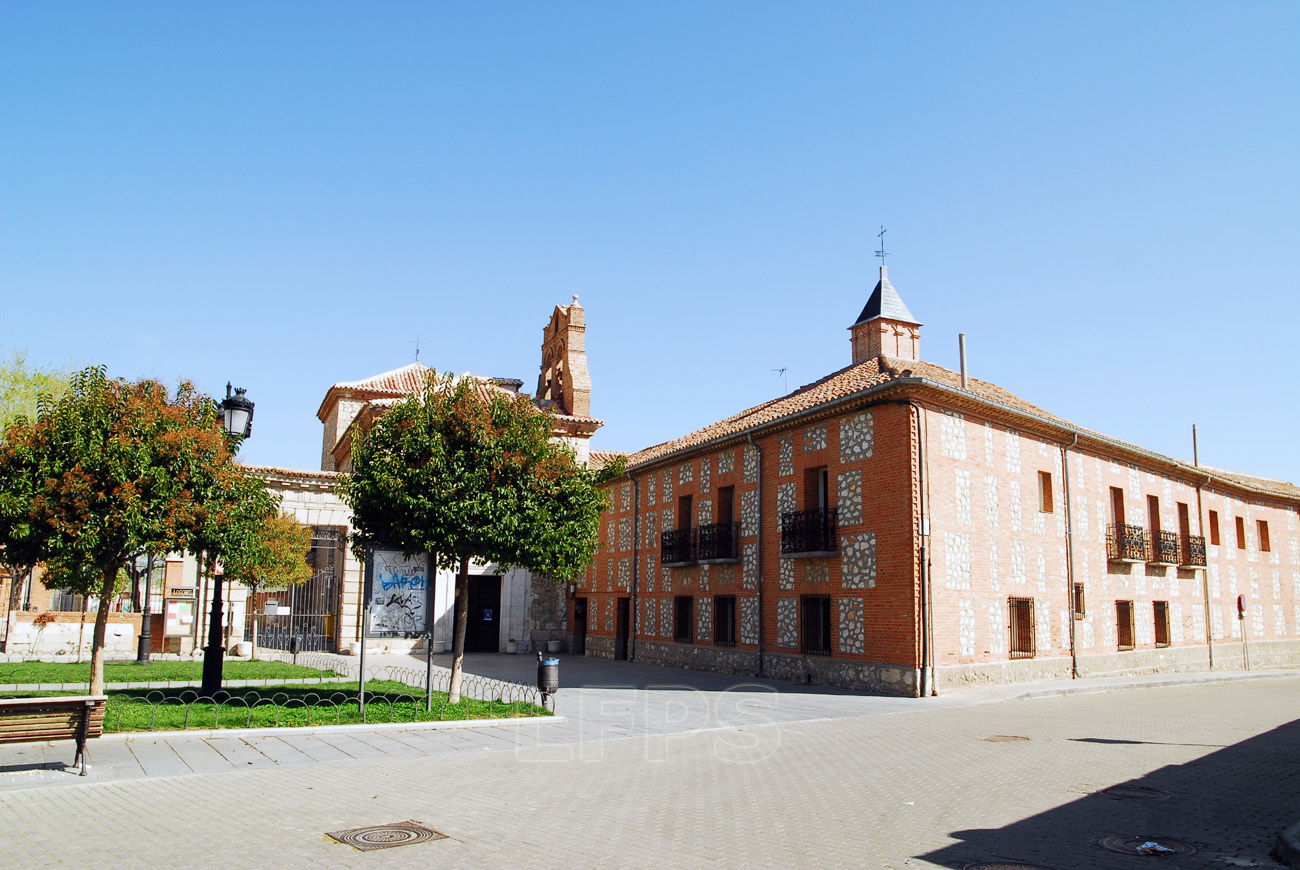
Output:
696,521,740,561
1180,534,1207,567
1106,523,1148,562
1150,529,1180,565
781,508,838,555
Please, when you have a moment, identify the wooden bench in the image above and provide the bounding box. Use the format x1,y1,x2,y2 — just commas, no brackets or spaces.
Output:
0,695,107,776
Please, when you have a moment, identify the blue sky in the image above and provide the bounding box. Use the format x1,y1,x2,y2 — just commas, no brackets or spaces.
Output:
3,1,1298,484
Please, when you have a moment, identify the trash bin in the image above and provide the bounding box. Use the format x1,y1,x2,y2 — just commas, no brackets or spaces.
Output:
289,636,303,657
536,652,560,701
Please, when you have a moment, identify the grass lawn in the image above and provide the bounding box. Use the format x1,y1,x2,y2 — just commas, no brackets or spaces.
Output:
0,659,343,685
1,681,550,731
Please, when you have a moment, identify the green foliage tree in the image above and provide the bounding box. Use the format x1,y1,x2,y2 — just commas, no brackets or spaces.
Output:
0,350,69,430
343,371,608,703
221,512,313,658
0,366,267,694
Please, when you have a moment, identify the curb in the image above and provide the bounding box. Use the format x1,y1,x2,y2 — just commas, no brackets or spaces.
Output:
101,714,565,743
1275,820,1300,869
1009,670,1300,702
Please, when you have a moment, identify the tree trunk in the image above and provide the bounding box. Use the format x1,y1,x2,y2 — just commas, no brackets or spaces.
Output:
249,581,259,659
89,565,116,695
447,555,471,704
1,565,27,653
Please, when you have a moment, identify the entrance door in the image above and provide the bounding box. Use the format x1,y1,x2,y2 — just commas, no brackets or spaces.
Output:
465,575,502,652
573,597,588,655
615,597,630,660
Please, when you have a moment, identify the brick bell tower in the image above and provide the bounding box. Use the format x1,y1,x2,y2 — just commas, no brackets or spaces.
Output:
536,295,591,418
849,265,922,363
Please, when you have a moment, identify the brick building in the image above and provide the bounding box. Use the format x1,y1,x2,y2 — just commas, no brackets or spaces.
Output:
578,268,1300,695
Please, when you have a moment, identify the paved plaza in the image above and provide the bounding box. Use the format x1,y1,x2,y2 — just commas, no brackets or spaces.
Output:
0,656,1297,868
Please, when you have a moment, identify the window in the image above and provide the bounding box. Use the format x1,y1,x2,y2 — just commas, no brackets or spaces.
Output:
717,486,735,525
803,466,829,511
1258,520,1271,552
1116,600,1135,650
674,596,693,643
1009,597,1036,658
1072,583,1086,620
1235,516,1246,549
799,595,832,655
1153,601,1170,648
1209,510,1221,546
678,494,693,531
1147,495,1161,532
714,595,737,646
1177,502,1191,539
1110,487,1125,525
1038,471,1054,513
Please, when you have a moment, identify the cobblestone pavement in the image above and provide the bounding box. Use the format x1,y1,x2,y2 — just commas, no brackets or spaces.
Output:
0,667,1296,869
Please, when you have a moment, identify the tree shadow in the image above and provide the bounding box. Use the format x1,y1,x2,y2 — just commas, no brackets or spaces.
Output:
919,718,1300,868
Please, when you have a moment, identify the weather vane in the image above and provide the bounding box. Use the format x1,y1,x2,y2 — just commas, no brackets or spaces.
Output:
874,225,888,266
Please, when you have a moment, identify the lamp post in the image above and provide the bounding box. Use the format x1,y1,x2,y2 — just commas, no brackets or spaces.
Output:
200,383,255,696
135,553,155,664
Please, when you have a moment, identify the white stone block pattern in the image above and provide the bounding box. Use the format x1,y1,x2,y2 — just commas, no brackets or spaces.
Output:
944,532,972,590
743,445,758,484
661,598,672,638
678,461,694,485
776,598,797,648
776,482,796,518
959,598,976,656
839,598,865,654
840,411,874,463
662,469,673,501
779,558,794,590
740,490,759,538
804,423,828,452
805,560,828,584
1005,429,1021,473
618,517,632,553
955,469,971,526
700,456,712,493
742,543,758,590
841,532,877,589
698,596,713,641
718,449,735,474
837,471,862,526
740,597,760,645
778,435,794,477
940,411,967,460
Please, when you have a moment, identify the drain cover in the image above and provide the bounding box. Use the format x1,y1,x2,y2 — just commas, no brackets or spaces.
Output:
1101,785,1174,801
1098,836,1196,857
963,863,1059,870
983,734,1031,742
326,820,447,851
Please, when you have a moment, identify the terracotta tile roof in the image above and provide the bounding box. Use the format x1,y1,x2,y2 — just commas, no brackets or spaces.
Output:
331,361,431,395
621,355,1300,503
588,450,627,471
245,465,342,482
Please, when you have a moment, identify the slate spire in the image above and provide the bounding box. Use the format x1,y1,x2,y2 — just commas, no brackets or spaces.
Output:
849,265,922,363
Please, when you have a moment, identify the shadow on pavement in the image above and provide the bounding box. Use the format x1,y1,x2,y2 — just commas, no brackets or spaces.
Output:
919,717,1300,869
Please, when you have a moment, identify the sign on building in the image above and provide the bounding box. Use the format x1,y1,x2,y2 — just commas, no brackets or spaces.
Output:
364,549,431,637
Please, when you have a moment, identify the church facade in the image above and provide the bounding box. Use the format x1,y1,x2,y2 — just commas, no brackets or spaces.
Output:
578,269,1300,696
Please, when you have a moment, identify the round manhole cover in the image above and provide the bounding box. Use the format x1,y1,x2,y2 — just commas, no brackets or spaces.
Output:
326,821,447,852
1101,785,1174,800
963,863,1059,870
1098,836,1196,857
982,734,1031,742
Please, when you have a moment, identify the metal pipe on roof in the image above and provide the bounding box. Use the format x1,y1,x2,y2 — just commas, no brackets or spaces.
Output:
959,334,968,390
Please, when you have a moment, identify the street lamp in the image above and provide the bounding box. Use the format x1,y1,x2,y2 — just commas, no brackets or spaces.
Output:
200,384,255,695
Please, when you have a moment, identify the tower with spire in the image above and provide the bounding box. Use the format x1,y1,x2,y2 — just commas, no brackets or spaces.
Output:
849,265,922,363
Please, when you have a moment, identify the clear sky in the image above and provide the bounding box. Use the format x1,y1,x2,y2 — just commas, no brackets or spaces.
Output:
3,1,1298,484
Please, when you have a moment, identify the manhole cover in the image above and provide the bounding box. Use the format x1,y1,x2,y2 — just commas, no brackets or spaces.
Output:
982,734,1031,742
1098,836,1196,857
963,862,1059,870
1101,785,1175,801
326,820,447,851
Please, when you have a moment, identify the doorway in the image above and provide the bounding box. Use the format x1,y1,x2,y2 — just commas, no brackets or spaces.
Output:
573,597,588,655
465,575,502,652
615,597,630,660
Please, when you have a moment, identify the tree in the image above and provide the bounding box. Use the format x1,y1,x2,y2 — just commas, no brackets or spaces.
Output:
0,366,256,694
220,512,313,658
343,371,609,703
0,350,69,429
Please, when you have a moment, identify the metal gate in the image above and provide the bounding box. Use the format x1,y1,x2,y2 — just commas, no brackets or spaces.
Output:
246,526,344,652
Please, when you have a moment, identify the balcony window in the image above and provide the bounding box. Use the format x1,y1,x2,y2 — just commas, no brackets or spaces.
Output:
781,508,838,556
661,527,695,566
1150,530,1179,565
1179,535,1207,567
696,521,740,562
1106,524,1147,562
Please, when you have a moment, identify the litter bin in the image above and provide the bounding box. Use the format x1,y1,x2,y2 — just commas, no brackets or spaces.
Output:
536,652,559,705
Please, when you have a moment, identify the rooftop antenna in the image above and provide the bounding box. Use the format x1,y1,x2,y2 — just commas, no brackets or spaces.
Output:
411,334,423,362
772,367,788,392
874,225,888,267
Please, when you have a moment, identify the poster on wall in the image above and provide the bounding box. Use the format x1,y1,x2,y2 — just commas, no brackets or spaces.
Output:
364,549,431,636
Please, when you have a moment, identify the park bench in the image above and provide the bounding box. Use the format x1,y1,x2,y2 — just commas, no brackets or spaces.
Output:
0,695,107,776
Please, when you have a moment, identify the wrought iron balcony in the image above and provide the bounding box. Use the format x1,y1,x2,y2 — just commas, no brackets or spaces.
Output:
660,527,696,566
1150,529,1179,565
696,521,740,562
780,508,838,556
1106,523,1148,562
1179,534,1207,568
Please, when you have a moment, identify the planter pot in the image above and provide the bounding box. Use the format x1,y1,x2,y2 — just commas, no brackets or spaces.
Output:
505,641,519,654
343,641,361,656
231,641,253,658
546,639,563,653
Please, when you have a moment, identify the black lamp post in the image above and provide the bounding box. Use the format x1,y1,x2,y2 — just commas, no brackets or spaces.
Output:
135,553,155,664
200,383,255,695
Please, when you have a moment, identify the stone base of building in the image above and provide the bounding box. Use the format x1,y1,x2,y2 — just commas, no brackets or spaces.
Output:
585,635,615,659
936,638,1300,691
632,639,757,678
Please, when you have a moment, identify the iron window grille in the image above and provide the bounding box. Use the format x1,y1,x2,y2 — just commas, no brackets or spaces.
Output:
661,527,696,566
1116,600,1135,651
714,595,737,646
1153,601,1171,648
1106,523,1148,562
800,595,832,656
1150,530,1179,565
674,596,693,643
696,521,740,562
1072,583,1086,620
1009,597,1036,659
781,508,838,556
1179,535,1207,567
